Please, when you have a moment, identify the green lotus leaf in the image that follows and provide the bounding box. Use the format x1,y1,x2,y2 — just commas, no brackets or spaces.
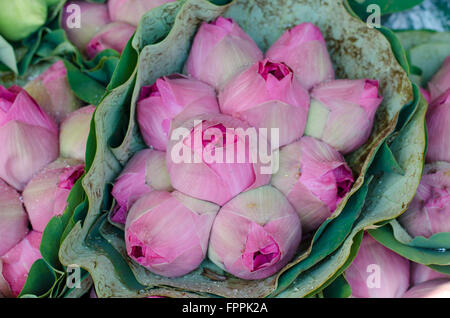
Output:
58,0,425,298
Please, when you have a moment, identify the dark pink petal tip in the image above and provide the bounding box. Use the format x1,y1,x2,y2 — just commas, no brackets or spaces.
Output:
58,166,85,190
110,204,128,224
242,223,281,272
333,165,354,200
258,60,292,81
139,82,162,101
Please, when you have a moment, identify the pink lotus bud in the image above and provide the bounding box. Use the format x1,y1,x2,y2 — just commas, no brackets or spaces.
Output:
425,89,450,163
208,185,302,280
1,231,42,297
403,279,450,298
218,59,310,147
125,190,219,277
266,23,335,90
23,159,84,233
111,149,173,224
305,79,383,154
0,85,59,191
185,17,263,90
428,56,450,102
345,234,410,298
86,22,136,59
137,74,220,151
24,61,83,124
271,136,353,233
166,113,271,206
411,263,449,286
62,1,111,54
399,161,450,238
108,0,176,27
0,179,29,256
420,87,431,104
59,105,95,161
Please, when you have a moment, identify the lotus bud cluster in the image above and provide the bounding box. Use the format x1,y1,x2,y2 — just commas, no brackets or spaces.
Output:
114,18,388,281
63,0,177,58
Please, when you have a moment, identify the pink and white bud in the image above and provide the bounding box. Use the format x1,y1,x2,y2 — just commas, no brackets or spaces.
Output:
0,85,59,191
185,17,263,90
108,0,176,27
59,105,95,161
125,190,219,277
305,79,383,154
137,74,220,151
411,263,449,286
111,149,172,224
86,22,136,59
428,56,450,102
403,279,450,298
1,231,42,297
399,161,450,238
166,113,271,206
24,61,83,124
0,179,29,257
345,234,410,298
62,1,111,54
266,23,335,90
271,136,353,233
23,159,84,233
425,89,450,163
219,59,310,147
208,186,302,280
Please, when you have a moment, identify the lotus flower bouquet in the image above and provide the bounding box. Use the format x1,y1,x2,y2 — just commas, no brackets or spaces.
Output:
53,0,428,299
62,0,177,59
367,32,450,278
0,60,95,297
95,14,390,283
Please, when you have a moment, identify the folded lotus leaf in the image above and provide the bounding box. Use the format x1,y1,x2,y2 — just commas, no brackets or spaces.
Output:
58,0,425,298
368,30,450,268
395,30,450,86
